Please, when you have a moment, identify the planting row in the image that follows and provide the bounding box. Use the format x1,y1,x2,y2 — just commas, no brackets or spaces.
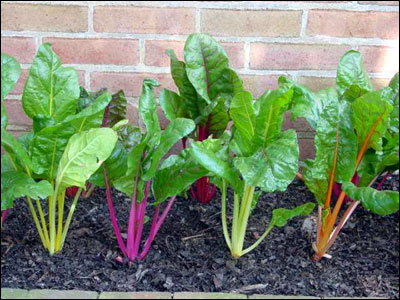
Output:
1,33,399,265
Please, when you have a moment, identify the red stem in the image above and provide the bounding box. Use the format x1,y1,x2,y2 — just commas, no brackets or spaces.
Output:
132,181,151,258
376,172,390,190
103,165,127,256
127,177,139,260
2,210,8,225
138,204,160,260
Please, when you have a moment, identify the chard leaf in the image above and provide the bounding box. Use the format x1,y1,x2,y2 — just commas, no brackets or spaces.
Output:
166,49,201,119
1,102,7,129
159,88,188,121
1,154,16,174
271,203,315,227
22,43,80,122
153,149,209,203
389,73,399,96
117,123,142,153
234,130,299,193
55,128,117,190
184,33,229,104
205,97,230,138
230,91,256,150
143,118,195,181
252,84,293,149
352,89,393,152
77,87,107,112
342,182,399,216
190,139,243,194
1,171,53,211
1,54,21,102
108,90,127,127
336,50,373,96
1,128,34,173
139,79,161,149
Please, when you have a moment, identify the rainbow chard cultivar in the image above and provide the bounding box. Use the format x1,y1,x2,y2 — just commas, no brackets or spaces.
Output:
190,87,315,258
1,44,118,254
95,79,203,262
162,33,244,204
285,50,399,261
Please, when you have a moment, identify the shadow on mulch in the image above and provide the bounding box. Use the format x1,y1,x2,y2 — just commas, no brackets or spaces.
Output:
1,176,399,298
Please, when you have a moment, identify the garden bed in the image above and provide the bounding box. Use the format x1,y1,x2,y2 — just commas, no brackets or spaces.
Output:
1,176,399,299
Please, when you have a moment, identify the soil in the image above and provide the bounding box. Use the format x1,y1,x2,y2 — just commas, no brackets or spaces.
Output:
1,175,399,299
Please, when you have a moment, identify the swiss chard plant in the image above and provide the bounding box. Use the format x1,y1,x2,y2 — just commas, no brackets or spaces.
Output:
189,87,315,258
1,44,118,254
93,79,206,262
286,50,399,261
161,33,244,204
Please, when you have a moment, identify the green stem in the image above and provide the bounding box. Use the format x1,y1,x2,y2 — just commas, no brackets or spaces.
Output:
49,183,61,255
56,190,66,250
59,188,82,252
221,180,231,250
35,199,50,247
26,197,48,250
231,193,241,257
242,222,274,256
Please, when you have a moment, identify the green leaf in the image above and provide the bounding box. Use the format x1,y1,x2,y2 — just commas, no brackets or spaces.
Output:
190,139,243,194
1,102,8,129
184,33,229,104
389,73,399,96
63,92,112,132
1,128,34,173
108,90,127,127
143,118,196,181
234,130,299,193
252,84,293,149
271,203,315,227
22,43,80,122
117,123,142,153
159,88,188,121
303,97,358,205
230,91,256,148
166,49,201,119
55,128,118,190
342,182,399,216
153,149,209,203
77,87,107,112
336,50,373,96
139,79,161,149
352,89,393,152
1,154,17,174
1,54,21,102
205,97,230,138
1,171,53,211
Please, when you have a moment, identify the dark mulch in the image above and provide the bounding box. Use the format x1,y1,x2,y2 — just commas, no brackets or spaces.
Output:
1,175,399,298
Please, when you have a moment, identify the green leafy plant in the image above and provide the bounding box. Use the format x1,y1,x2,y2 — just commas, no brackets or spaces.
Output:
94,79,206,262
288,50,399,261
189,87,315,258
162,33,244,204
1,44,118,254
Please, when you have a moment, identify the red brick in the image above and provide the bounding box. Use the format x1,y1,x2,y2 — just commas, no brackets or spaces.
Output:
250,43,351,70
299,138,315,161
307,10,399,39
201,9,302,37
0,37,37,64
94,6,196,34
44,38,139,65
11,69,86,95
3,99,32,126
297,77,336,92
371,78,392,89
241,75,281,98
359,46,399,73
283,113,314,132
90,72,176,97
145,40,245,69
1,3,88,32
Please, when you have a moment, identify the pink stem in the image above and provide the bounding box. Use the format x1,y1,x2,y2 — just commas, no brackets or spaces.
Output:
132,181,151,259
182,137,187,150
127,177,139,260
138,204,160,260
2,210,8,224
376,172,390,190
103,165,127,256
207,184,217,203
138,196,177,260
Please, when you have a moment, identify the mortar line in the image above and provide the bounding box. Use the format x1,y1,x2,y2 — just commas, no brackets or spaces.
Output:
300,10,309,37
88,3,94,33
195,8,201,33
244,41,250,70
139,39,146,66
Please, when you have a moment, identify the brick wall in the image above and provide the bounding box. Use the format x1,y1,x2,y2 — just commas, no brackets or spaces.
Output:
1,1,399,159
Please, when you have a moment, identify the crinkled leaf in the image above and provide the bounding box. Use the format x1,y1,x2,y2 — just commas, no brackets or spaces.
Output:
234,130,299,193
252,84,293,149
159,88,188,121
108,90,127,127
336,50,373,96
55,128,117,190
117,123,142,153
139,79,161,149
1,171,53,211
271,203,315,227
204,97,229,138
190,139,243,194
1,54,21,102
342,182,399,216
77,87,107,112
184,33,229,104
352,89,393,152
22,43,80,122
143,118,195,181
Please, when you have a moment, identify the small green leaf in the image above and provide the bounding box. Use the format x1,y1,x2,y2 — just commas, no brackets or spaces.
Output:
342,182,399,216
1,54,21,102
159,88,188,121
271,203,316,228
